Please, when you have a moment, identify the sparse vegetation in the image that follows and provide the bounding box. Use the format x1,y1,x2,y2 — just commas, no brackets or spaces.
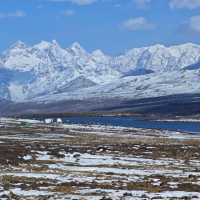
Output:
0,119,200,199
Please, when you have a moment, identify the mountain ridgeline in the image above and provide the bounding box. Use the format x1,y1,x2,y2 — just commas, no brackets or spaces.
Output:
0,41,200,105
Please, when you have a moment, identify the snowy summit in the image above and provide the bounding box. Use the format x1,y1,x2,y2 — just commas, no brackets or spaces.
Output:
0,41,199,102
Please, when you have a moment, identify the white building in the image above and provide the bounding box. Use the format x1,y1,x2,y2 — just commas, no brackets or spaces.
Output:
44,118,54,124
56,118,63,124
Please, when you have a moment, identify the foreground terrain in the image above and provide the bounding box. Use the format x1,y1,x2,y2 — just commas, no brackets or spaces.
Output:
0,118,200,199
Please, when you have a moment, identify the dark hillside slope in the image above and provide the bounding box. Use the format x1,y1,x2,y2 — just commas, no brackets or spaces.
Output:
1,93,200,117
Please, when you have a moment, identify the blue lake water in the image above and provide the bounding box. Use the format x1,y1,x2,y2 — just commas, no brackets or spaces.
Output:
62,116,200,134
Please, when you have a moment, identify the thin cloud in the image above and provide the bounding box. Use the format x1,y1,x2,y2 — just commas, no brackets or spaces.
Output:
133,0,152,9
61,9,75,16
188,15,200,33
169,0,200,9
48,0,97,5
122,17,155,31
0,10,26,19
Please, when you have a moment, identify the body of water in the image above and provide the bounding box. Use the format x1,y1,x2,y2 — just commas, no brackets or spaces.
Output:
61,116,200,134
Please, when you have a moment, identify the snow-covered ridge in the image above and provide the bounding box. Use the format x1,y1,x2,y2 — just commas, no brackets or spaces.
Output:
0,41,200,102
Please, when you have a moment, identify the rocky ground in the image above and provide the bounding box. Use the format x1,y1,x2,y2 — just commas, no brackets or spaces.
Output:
0,118,200,200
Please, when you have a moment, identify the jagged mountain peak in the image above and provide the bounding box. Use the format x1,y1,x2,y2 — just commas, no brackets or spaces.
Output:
52,39,59,46
69,42,87,55
92,49,105,56
3,41,28,56
71,42,82,49
125,44,164,53
170,42,199,49
0,41,200,102
10,40,27,49
124,43,199,54
146,44,166,52
33,40,53,50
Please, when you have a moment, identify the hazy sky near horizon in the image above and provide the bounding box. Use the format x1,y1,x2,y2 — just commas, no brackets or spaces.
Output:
0,0,199,54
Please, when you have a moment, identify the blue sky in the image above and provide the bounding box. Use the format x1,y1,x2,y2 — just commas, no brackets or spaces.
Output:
0,0,199,54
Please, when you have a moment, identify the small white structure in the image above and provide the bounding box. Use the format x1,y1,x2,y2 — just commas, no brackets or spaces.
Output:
56,118,63,124
44,118,54,124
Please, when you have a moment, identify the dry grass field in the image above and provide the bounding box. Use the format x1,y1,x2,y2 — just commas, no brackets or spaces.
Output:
0,118,200,199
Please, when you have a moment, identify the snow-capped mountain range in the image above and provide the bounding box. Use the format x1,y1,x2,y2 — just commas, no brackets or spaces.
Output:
0,40,200,103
